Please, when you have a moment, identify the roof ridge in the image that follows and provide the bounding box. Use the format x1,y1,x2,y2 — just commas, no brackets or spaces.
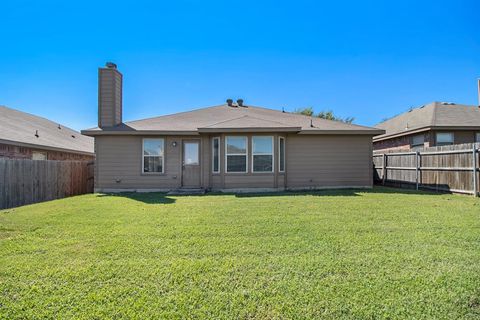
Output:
245,114,293,126
430,102,438,126
201,114,293,128
200,115,247,128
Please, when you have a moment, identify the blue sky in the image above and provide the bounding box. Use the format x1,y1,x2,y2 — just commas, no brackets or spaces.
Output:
1,0,479,131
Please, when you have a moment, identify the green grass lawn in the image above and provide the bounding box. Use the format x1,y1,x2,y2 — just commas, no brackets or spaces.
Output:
1,187,479,319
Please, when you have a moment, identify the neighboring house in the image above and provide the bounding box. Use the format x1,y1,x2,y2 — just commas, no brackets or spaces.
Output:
82,63,384,192
373,102,480,152
0,105,94,160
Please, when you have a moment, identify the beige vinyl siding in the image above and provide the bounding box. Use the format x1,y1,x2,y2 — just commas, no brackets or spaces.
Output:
210,175,222,188
285,135,372,188
223,175,275,189
96,135,195,190
277,174,285,188
95,133,374,191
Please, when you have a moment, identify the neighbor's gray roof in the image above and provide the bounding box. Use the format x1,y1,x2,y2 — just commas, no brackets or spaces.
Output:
374,102,480,141
0,105,94,155
82,104,383,136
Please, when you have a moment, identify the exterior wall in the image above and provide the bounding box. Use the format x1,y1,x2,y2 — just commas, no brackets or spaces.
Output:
286,135,373,188
373,131,433,152
95,133,374,192
95,135,210,191
0,143,94,161
98,67,122,128
374,130,480,152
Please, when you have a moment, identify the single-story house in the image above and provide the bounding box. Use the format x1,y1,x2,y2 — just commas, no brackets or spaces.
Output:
0,105,94,160
373,102,480,152
82,63,384,192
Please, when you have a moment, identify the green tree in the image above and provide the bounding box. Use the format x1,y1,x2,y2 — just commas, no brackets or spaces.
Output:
293,106,314,116
294,107,354,124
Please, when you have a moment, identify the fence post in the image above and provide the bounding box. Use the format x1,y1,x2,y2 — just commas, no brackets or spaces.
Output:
473,145,478,197
382,153,387,185
415,151,420,190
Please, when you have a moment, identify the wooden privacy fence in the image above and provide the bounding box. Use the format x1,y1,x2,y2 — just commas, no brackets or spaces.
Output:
0,159,94,209
373,143,479,196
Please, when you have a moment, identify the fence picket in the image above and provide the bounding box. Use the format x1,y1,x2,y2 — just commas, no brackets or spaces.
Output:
374,143,480,196
0,159,94,209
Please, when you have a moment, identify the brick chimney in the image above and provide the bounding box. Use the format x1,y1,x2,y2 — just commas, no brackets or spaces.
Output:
98,62,122,128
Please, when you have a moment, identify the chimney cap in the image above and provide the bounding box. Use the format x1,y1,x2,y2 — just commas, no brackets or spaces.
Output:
105,62,117,69
237,99,244,107
226,99,233,107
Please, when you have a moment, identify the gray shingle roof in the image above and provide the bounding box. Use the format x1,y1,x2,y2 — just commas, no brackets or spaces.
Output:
82,104,383,135
374,102,480,141
0,105,94,155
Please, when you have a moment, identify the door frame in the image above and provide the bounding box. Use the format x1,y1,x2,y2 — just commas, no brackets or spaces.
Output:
181,139,202,188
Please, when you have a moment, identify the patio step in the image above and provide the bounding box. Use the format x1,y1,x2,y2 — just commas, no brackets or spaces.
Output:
167,188,206,196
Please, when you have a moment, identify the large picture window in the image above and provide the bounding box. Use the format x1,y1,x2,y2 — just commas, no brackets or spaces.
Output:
212,137,220,173
279,137,285,172
436,132,454,146
226,136,247,172
252,136,273,172
143,138,164,173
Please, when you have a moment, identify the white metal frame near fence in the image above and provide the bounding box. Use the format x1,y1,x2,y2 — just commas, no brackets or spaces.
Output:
373,144,479,196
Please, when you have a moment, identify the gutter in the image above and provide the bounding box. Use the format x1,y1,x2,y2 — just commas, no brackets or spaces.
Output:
0,138,94,156
373,125,480,142
81,130,200,136
82,128,385,136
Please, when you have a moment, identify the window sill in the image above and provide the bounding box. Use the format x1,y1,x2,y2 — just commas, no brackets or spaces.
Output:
224,172,275,175
141,172,166,176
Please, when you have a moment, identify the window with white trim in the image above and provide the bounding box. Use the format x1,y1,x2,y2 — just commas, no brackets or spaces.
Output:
436,132,454,146
143,138,164,173
212,137,220,173
226,136,247,172
252,136,273,172
279,137,285,172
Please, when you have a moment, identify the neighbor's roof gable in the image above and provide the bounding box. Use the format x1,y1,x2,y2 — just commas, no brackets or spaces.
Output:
374,102,480,141
0,105,94,154
82,104,383,135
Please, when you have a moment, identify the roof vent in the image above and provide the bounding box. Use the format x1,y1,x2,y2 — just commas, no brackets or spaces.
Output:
34,130,39,138
105,62,117,69
58,124,61,129
237,99,246,107
441,102,455,105
71,135,76,138
226,99,234,107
